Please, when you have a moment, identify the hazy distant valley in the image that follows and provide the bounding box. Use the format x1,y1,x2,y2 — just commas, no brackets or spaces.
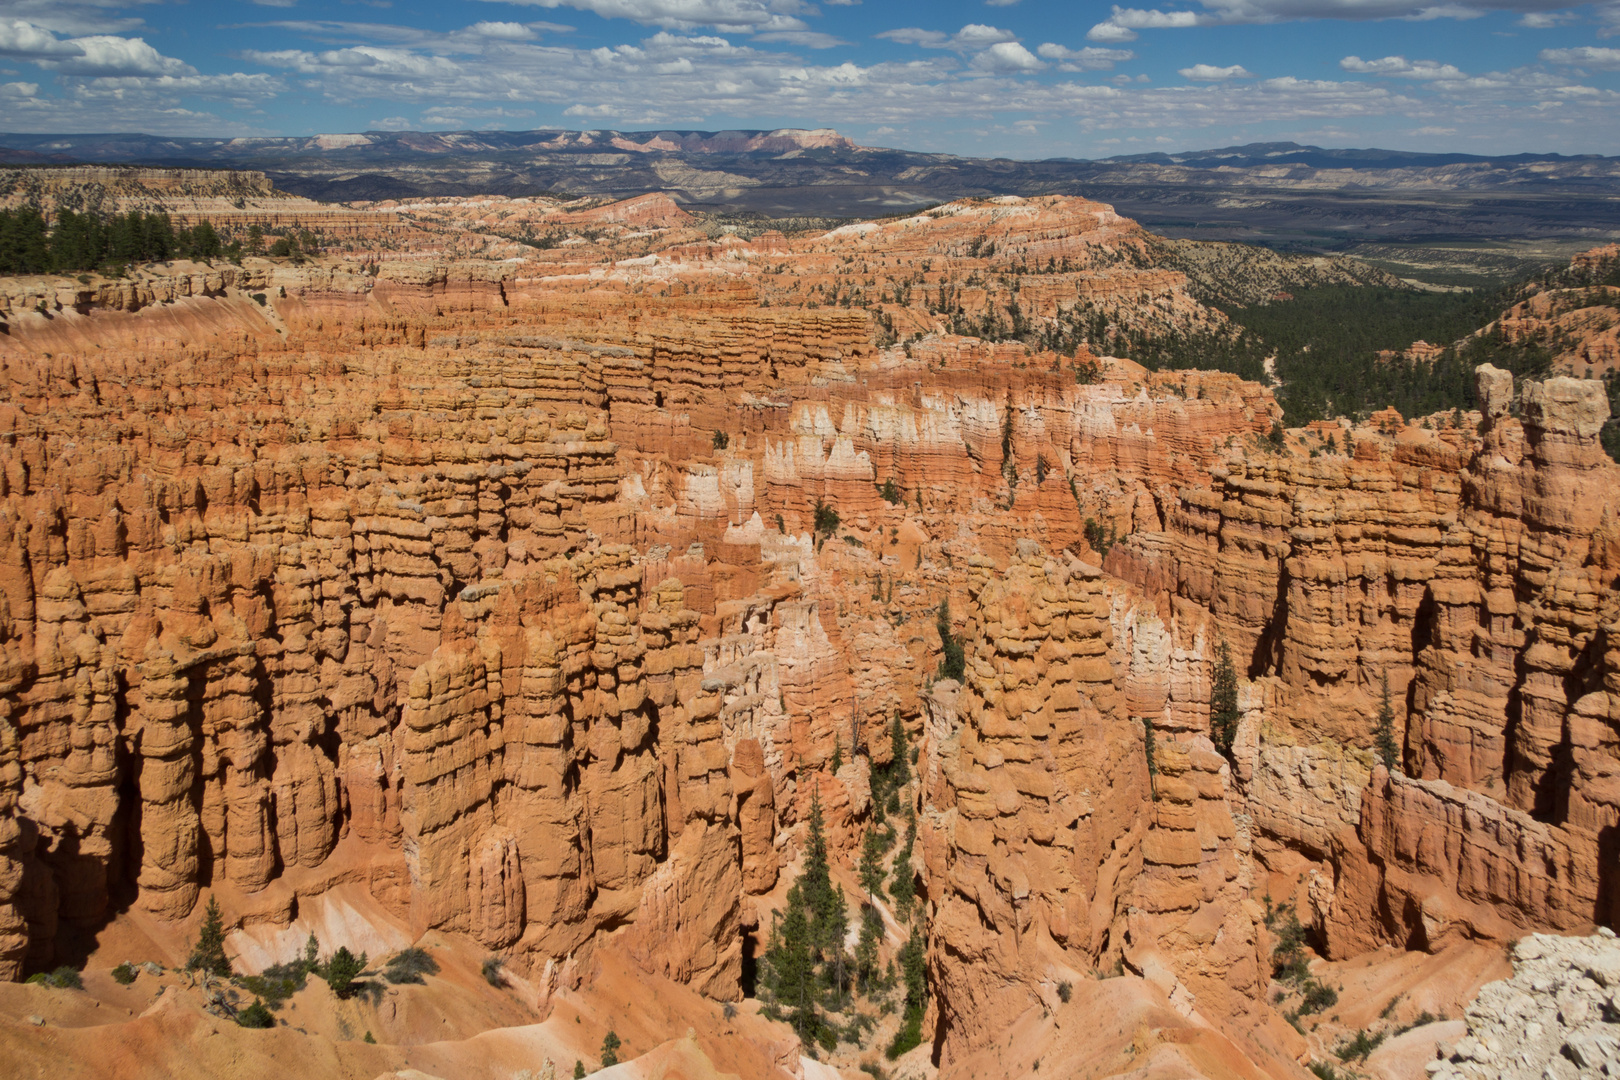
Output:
6,127,1620,284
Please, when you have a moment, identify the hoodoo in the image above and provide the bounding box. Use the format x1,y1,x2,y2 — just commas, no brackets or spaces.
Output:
0,179,1617,1080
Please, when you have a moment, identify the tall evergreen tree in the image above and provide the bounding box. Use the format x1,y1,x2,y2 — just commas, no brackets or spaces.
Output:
889,713,910,791
853,905,884,992
936,600,965,681
187,896,232,977
1210,638,1241,755
1375,670,1401,772
858,826,885,899
887,923,929,1058
764,884,820,1043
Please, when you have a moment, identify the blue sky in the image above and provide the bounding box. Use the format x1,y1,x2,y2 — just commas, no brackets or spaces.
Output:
3,0,1620,157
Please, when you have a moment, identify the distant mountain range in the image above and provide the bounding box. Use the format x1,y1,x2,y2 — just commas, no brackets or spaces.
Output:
4,129,1619,250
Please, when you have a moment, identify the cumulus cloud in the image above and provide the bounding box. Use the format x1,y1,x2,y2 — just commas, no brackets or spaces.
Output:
0,19,83,60
1088,7,1203,42
47,35,194,77
466,21,536,39
0,21,198,78
1539,46,1620,67
1341,54,1466,78
877,24,1018,51
1088,0,1585,41
1037,43,1135,70
483,0,816,34
1180,63,1252,79
970,41,1043,71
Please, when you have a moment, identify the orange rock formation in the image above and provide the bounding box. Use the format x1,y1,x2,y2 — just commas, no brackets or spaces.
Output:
0,191,1615,1080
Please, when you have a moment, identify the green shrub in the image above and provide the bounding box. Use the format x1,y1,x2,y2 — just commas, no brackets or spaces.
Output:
1336,1029,1385,1061
712,431,729,450
482,956,504,986
322,946,366,999
886,1005,922,1059
1056,980,1072,1004
111,962,138,985
1394,1010,1441,1036
384,947,439,985
237,958,311,1010
813,499,840,536
237,999,275,1028
29,966,83,989
1299,978,1338,1015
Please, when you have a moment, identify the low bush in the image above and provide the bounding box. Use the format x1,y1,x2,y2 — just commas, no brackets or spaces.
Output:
237,999,275,1028
384,947,440,985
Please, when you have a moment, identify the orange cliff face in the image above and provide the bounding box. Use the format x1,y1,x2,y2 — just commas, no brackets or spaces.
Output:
0,192,1615,1080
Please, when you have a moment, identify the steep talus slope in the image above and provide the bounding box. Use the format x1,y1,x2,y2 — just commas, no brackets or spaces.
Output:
0,189,1615,1080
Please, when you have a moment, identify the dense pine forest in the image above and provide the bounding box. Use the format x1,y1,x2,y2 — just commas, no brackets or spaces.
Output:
1038,282,1562,426
0,206,321,274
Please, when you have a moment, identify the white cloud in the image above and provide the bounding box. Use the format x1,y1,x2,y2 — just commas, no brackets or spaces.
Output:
466,21,536,39
1088,8,1203,42
970,41,1043,72
47,35,194,77
877,24,1018,51
1180,63,1252,80
1036,43,1135,70
1539,46,1620,67
481,0,815,34
0,19,83,60
1088,0,1585,42
1340,54,1466,78
244,45,464,81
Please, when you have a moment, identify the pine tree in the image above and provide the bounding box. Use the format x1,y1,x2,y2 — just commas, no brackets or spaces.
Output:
323,946,366,999
1210,638,1241,755
764,885,820,1043
1375,670,1401,772
936,600,965,681
600,1030,621,1068
854,905,884,992
889,713,910,791
888,812,917,921
859,827,885,899
802,788,843,959
888,923,928,1058
187,896,232,977
831,732,843,775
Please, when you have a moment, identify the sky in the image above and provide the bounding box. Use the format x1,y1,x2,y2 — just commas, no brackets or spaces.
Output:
3,0,1620,158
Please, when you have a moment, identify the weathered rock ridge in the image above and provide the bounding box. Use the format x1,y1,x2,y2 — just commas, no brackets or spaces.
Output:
0,193,1615,1080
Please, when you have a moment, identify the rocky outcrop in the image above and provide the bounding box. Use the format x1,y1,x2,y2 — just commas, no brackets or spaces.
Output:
1428,929,1620,1080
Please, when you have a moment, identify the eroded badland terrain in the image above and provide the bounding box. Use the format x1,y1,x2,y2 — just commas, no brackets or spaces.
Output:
2,168,1620,1080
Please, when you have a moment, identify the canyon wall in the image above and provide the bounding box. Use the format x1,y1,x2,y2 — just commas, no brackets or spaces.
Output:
0,193,1616,1080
